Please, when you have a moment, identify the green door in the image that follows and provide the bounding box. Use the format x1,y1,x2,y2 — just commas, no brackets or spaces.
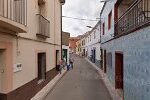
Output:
63,49,68,63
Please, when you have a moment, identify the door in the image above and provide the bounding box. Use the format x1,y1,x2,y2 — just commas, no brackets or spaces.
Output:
0,49,5,92
38,53,46,80
93,49,96,63
104,50,107,73
100,49,103,70
83,49,85,56
115,53,123,89
56,50,59,66
63,49,67,63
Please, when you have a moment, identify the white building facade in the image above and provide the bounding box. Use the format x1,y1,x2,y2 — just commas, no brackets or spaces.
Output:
84,21,101,67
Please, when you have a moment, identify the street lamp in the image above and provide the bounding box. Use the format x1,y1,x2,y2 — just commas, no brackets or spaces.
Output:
100,0,111,3
60,0,65,59
86,26,93,29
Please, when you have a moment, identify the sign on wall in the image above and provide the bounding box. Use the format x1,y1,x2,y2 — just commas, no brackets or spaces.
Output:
13,63,22,73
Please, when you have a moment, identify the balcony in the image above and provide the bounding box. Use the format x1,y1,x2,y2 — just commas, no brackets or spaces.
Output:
115,0,150,36
0,0,27,33
38,0,46,5
36,14,50,38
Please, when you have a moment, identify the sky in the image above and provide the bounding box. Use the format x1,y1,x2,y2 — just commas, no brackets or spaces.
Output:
62,0,104,37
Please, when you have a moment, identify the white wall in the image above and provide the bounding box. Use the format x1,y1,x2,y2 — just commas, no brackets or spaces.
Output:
84,22,101,60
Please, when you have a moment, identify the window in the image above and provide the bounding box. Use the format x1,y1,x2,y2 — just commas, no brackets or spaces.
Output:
108,11,112,30
90,35,91,41
102,23,105,35
38,52,46,81
94,31,96,39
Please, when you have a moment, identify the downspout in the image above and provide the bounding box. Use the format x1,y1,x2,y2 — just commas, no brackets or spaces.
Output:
61,4,63,60
100,10,103,69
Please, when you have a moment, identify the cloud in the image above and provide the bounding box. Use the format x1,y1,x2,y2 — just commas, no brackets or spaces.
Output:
62,0,103,37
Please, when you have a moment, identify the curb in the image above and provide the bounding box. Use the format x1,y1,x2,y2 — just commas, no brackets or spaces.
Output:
85,58,122,100
31,69,67,100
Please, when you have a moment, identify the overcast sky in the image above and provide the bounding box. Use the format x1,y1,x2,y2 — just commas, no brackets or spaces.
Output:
62,0,104,37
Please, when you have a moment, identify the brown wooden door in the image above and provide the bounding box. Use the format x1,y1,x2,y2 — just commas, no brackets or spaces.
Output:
115,53,123,89
38,53,46,80
56,50,59,66
100,49,103,70
0,49,5,92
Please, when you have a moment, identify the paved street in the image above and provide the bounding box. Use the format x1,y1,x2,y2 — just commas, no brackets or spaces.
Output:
44,54,112,100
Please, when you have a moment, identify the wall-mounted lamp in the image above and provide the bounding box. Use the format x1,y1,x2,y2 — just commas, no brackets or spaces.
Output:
59,0,65,5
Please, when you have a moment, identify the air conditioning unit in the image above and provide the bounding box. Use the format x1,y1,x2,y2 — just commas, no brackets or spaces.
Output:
59,0,65,5
38,0,46,5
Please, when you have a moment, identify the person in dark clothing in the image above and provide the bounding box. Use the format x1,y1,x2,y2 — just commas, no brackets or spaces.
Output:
69,58,74,69
67,64,70,71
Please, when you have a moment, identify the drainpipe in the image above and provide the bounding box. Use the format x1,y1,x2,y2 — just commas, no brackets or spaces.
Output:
100,12,103,69
60,0,65,60
61,5,63,60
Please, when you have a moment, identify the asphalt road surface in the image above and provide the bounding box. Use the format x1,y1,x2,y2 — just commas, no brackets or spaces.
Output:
44,54,112,100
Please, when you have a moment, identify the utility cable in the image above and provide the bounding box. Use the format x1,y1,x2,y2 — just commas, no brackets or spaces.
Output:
62,16,99,21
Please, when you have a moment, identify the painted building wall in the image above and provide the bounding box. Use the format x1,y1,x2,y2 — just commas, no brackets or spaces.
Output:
13,0,62,91
69,37,79,53
76,40,81,55
101,0,116,43
102,26,150,100
101,0,150,99
0,0,62,95
85,21,101,67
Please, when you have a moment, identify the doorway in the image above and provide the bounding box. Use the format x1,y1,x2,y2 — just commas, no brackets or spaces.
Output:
0,49,6,92
100,49,103,70
93,49,96,63
104,50,107,73
115,52,124,89
56,50,59,66
38,52,46,81
83,49,85,56
63,49,68,63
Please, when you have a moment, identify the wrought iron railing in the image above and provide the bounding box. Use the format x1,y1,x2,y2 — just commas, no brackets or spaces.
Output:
115,0,150,36
37,14,50,38
0,0,27,25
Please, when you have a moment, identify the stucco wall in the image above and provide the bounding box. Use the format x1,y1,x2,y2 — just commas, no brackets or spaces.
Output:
13,38,59,90
84,21,101,67
0,0,62,91
19,0,61,45
102,26,150,100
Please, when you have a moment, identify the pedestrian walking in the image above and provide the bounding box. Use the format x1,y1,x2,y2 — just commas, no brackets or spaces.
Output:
69,58,74,69
62,58,66,69
67,64,70,71
58,59,63,74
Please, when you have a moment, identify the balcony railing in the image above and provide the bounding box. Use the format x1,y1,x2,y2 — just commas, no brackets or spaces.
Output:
36,14,50,38
115,0,150,36
0,0,27,25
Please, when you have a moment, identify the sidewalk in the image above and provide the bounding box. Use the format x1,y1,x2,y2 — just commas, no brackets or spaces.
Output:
31,69,67,100
85,58,122,100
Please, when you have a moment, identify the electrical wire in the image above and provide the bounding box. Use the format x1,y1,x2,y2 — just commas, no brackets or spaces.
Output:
62,16,99,21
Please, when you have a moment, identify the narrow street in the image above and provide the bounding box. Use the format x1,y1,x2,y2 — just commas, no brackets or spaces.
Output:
44,54,112,100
